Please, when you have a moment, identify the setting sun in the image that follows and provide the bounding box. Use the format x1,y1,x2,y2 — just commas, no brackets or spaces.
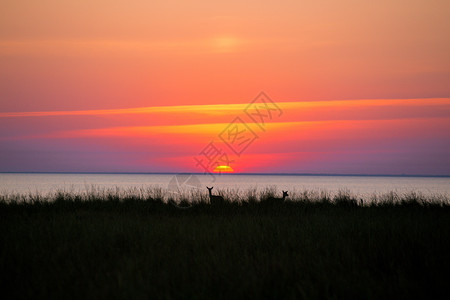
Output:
213,165,234,173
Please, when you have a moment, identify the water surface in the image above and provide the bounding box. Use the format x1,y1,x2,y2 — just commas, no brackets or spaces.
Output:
1,173,449,200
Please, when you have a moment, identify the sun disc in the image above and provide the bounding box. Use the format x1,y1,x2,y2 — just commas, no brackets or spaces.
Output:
213,165,234,173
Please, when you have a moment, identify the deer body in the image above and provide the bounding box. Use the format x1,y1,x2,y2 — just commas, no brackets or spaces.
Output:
267,191,289,203
206,187,225,205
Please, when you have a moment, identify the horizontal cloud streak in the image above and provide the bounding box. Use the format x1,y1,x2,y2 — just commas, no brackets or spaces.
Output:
1,98,448,118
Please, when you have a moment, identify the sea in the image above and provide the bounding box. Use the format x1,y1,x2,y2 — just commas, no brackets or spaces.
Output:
0,173,449,202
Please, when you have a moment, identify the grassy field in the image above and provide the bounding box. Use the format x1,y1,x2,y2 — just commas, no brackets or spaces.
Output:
1,189,449,299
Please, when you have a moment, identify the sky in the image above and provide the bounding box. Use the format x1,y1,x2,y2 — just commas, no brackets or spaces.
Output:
0,0,449,175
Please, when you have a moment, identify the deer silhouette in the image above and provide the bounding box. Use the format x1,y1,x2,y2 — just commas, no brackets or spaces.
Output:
267,190,289,203
206,186,225,205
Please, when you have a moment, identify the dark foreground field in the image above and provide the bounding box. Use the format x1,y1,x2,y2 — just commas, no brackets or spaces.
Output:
1,194,449,299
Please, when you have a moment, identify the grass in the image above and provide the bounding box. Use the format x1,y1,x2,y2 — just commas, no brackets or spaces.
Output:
0,187,449,299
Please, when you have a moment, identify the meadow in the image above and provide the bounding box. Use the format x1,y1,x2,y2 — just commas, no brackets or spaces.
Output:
1,187,449,299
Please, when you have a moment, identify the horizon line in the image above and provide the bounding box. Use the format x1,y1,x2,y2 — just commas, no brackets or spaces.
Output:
0,171,449,178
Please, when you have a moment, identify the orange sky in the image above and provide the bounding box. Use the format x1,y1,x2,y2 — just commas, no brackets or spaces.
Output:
0,1,449,174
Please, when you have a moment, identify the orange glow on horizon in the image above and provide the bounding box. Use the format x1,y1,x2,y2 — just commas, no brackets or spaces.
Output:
1,97,448,174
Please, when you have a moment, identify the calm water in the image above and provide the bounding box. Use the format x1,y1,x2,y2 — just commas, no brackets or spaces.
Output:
1,173,449,200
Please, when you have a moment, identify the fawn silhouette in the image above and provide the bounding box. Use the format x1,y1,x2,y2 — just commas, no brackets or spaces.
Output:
267,190,289,203
206,186,225,205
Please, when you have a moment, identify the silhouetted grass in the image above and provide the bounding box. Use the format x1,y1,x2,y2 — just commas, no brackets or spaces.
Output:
0,188,449,299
